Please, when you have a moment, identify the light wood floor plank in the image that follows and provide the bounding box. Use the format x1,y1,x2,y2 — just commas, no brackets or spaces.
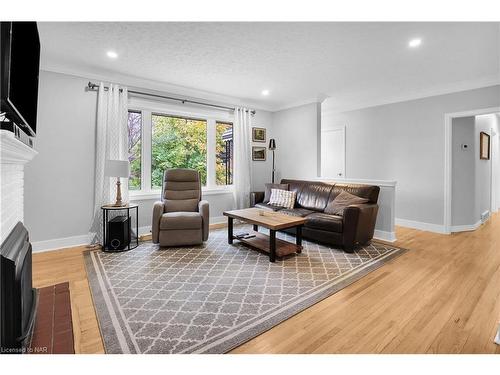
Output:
32,215,500,353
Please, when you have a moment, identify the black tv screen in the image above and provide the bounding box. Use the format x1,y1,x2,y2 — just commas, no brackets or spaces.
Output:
1,22,40,136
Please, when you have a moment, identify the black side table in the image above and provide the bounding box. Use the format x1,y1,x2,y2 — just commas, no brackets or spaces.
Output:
101,203,139,252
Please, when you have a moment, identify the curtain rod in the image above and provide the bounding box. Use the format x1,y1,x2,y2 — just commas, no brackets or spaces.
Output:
86,82,256,115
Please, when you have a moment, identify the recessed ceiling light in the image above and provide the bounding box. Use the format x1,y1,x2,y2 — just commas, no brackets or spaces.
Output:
106,50,118,59
408,38,422,48
261,89,270,96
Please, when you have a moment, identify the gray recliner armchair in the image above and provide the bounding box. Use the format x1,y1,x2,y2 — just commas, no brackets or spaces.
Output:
152,168,209,246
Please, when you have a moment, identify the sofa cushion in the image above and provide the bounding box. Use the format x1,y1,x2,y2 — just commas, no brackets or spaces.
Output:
280,179,307,198
160,212,202,230
269,189,296,209
296,182,334,211
263,183,289,203
324,190,369,216
328,184,380,204
279,208,315,217
305,213,343,233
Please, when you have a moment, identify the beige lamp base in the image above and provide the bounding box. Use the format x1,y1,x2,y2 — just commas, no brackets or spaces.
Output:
113,178,127,207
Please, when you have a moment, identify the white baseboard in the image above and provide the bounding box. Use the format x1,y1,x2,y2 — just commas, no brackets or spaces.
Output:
211,216,227,224
138,226,151,236
32,234,90,253
450,221,482,233
373,230,396,243
395,218,448,234
31,218,225,253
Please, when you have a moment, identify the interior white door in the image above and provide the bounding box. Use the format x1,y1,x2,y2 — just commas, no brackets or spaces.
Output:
321,127,345,178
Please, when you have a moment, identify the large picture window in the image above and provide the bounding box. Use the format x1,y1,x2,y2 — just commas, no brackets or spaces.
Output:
127,102,233,196
151,114,207,188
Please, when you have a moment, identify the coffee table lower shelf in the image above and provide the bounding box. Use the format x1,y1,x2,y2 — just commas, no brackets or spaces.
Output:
233,231,302,261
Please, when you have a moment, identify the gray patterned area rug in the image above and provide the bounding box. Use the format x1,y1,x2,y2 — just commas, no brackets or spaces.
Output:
84,225,406,354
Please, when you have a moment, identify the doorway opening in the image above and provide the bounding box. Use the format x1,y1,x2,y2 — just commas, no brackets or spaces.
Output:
445,107,500,233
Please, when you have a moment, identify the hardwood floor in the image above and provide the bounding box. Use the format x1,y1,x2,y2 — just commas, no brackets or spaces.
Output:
32,216,500,354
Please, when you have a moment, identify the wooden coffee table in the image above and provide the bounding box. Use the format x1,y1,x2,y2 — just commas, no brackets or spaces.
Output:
223,208,305,262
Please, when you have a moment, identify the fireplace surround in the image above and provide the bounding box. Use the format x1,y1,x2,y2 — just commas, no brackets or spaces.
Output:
0,130,38,353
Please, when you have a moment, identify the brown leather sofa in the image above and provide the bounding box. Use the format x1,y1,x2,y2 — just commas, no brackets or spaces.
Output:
250,179,379,252
152,168,209,247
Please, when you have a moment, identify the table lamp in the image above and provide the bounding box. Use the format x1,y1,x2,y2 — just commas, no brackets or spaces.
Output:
105,159,130,207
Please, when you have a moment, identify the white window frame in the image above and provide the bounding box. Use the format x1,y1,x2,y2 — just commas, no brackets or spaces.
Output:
128,97,234,200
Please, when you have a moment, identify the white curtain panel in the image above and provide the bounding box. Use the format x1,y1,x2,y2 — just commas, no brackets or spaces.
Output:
89,83,129,244
233,107,253,209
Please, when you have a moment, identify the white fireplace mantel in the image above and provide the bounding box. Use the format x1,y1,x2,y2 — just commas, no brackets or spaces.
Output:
0,129,38,164
1,129,38,243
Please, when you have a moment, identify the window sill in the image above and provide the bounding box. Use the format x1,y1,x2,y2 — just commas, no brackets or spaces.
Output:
129,187,233,201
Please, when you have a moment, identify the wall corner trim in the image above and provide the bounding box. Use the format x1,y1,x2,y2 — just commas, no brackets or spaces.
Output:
373,230,396,243
395,218,448,234
450,221,482,233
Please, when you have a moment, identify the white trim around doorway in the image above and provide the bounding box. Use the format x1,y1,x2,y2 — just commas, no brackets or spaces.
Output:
444,106,500,234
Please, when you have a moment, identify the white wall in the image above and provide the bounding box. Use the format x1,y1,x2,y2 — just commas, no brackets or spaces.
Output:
26,70,273,247
322,85,500,228
475,114,500,219
271,103,321,181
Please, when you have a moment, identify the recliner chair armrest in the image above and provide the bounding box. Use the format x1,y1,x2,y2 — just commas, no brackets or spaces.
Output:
152,201,164,244
250,191,265,207
199,200,210,241
342,203,379,251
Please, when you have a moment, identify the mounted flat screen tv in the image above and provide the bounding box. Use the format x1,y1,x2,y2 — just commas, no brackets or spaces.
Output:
0,22,40,137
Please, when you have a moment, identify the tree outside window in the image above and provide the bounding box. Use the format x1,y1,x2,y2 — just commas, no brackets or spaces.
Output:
127,111,142,190
151,114,207,189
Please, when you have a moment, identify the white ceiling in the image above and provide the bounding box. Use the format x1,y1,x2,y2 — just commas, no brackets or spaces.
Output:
38,22,500,112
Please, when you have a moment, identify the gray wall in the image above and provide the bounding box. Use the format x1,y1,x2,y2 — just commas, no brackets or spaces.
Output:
24,71,97,242
322,85,500,226
26,70,273,243
250,110,274,191
451,117,476,226
271,103,321,182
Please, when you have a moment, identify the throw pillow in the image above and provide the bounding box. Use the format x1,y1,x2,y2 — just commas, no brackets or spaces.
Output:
263,183,289,203
268,188,296,209
324,190,369,216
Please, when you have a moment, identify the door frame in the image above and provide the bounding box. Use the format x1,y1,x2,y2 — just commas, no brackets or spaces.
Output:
444,106,500,233
320,125,346,178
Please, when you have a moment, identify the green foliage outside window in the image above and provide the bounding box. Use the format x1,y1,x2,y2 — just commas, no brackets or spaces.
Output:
215,122,233,185
151,115,207,189
128,111,142,190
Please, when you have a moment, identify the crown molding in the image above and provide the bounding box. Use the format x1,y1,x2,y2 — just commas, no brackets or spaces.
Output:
40,63,276,112
41,62,499,115
322,75,500,115
272,98,323,113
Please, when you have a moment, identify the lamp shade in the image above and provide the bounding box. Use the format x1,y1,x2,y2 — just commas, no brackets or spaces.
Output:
268,138,276,150
105,159,130,178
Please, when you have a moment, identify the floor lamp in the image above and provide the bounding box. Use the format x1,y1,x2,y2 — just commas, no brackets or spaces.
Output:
269,138,276,183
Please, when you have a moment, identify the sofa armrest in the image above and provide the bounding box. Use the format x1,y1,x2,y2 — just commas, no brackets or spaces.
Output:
199,200,210,241
342,203,379,251
152,201,164,244
250,191,265,207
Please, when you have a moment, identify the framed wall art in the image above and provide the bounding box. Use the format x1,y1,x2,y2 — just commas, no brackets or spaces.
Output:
252,127,266,142
480,131,490,160
252,146,266,161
